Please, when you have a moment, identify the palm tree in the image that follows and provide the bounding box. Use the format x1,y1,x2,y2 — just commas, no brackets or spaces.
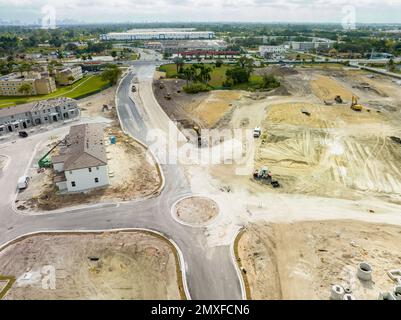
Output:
183,68,192,85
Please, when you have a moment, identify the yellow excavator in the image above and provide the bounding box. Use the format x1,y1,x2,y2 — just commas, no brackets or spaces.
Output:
350,96,363,111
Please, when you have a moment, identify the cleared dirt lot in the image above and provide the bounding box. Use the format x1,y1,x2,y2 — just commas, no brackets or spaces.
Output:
153,79,243,129
0,231,185,300
236,220,401,300
16,126,161,211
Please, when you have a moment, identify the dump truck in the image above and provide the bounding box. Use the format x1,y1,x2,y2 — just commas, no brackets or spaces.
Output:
131,85,136,92
350,96,363,111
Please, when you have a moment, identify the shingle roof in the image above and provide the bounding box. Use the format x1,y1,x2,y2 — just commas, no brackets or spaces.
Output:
53,123,107,171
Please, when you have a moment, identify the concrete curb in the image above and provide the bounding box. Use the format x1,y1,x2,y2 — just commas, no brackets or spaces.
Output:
115,68,166,197
170,194,220,228
230,227,247,300
0,227,191,300
12,69,165,216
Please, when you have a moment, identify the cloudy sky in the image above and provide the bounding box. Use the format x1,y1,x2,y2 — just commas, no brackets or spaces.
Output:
1,0,401,24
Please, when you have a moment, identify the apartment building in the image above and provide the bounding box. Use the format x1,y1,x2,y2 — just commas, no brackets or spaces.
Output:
0,97,79,135
55,66,83,85
0,72,56,96
53,123,109,193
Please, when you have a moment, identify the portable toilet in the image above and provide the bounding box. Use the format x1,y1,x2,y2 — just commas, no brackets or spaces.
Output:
110,135,116,144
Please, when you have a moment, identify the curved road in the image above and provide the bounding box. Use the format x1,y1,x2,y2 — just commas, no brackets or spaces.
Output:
0,59,243,300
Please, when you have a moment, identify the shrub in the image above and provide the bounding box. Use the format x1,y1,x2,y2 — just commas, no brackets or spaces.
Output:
262,74,280,90
183,82,210,94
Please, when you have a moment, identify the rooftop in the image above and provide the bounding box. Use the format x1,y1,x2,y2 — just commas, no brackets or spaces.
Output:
53,123,107,171
0,97,77,118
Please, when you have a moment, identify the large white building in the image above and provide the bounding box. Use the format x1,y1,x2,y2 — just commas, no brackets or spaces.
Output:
101,28,215,41
53,123,109,193
259,45,288,58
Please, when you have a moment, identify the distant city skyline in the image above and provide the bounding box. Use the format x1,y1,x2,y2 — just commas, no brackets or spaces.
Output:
0,0,401,25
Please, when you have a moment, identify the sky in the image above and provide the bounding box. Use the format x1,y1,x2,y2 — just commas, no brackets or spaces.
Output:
0,0,401,24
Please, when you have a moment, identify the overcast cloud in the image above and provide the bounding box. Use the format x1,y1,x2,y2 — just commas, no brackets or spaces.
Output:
0,0,400,23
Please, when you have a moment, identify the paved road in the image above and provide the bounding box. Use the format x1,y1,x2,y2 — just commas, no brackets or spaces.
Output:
0,58,243,300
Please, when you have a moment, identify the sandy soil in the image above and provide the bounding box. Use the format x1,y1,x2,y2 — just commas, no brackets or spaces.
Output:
0,231,184,300
16,126,161,211
174,196,219,225
236,220,401,300
310,75,355,102
153,79,243,129
79,86,117,119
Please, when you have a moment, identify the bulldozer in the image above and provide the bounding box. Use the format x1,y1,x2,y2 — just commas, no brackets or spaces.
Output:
164,92,171,100
253,166,280,188
350,96,363,111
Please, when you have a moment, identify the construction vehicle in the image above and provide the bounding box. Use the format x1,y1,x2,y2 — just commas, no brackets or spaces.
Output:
38,139,65,168
193,126,201,147
253,127,261,138
334,95,343,103
164,93,171,100
301,109,311,116
253,166,281,188
131,85,136,92
159,82,165,89
19,131,28,138
350,96,363,111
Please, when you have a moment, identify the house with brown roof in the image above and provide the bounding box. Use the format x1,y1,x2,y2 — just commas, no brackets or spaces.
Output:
52,123,109,192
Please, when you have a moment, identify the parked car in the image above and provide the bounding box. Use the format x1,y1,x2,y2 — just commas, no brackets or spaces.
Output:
19,131,28,138
17,176,30,190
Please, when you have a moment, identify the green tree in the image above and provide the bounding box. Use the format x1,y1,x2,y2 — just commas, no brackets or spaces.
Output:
18,83,33,95
262,74,280,90
226,67,249,84
387,58,396,72
111,51,117,58
215,59,223,67
101,64,122,85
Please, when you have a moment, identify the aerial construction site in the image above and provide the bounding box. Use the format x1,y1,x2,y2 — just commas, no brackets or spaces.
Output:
1,18,401,305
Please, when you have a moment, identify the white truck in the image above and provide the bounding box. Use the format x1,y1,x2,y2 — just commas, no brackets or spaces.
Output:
253,127,261,138
17,176,30,190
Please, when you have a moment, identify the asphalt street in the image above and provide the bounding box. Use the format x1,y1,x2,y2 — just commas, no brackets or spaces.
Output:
0,56,243,300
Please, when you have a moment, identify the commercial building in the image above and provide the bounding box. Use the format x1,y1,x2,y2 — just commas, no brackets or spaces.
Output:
259,45,288,58
0,97,79,136
101,28,215,41
53,123,109,193
290,38,335,52
55,66,83,85
0,72,56,96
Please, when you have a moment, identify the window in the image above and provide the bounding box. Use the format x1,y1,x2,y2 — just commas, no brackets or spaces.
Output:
94,178,99,183
69,171,72,175
96,167,99,170
88,168,92,172
44,117,48,121
71,181,76,187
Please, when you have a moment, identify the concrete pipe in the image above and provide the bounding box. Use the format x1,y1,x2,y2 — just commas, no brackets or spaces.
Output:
330,284,345,300
379,292,396,300
357,262,372,281
393,285,401,300
343,294,356,300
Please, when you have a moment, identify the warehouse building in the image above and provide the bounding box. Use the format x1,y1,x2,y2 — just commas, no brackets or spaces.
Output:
101,28,214,41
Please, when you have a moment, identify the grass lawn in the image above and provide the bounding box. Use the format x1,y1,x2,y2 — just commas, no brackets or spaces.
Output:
159,63,263,90
0,75,110,108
